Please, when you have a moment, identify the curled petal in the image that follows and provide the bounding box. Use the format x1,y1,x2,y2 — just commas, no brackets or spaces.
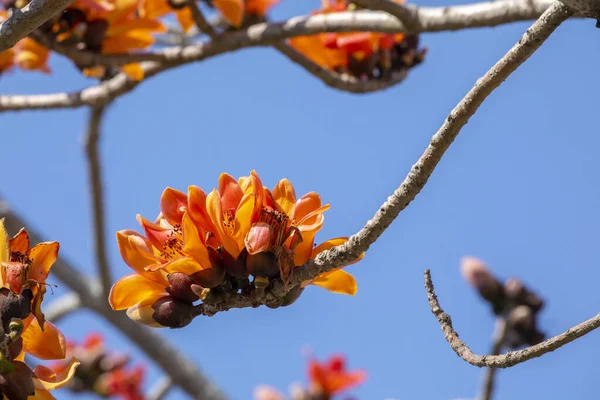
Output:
160,187,188,226
9,228,29,254
137,215,172,251
149,256,204,276
33,358,79,391
272,178,296,217
109,274,166,311
206,189,239,256
219,173,244,212
232,193,254,250
308,269,357,296
213,0,244,27
126,301,164,328
175,8,195,33
115,230,166,284
0,218,9,263
187,186,218,237
28,242,59,284
182,212,211,268
22,316,66,360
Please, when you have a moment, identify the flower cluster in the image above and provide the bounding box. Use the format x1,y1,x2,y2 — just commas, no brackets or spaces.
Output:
0,0,279,79
288,0,426,81
461,256,546,348
110,171,364,328
0,218,79,400
49,333,145,400
254,353,366,400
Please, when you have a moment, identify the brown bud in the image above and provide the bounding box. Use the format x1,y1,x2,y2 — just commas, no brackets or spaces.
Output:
151,296,194,329
504,278,544,313
83,20,108,52
245,251,280,279
189,247,226,288
0,361,34,400
8,338,22,361
222,248,248,278
506,305,545,348
166,273,200,303
281,285,304,308
0,289,32,332
460,257,505,313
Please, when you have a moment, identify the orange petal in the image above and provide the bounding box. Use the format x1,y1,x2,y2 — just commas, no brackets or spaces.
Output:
245,0,278,15
116,230,165,283
0,218,9,263
206,189,239,256
249,171,264,221
33,358,80,391
308,269,357,295
311,237,364,266
272,178,296,217
188,185,218,235
28,242,59,284
219,173,243,212
102,30,155,54
175,7,195,33
22,316,66,360
232,193,254,250
105,18,165,36
136,215,172,251
160,187,188,226
9,228,29,254
158,256,204,275
182,212,212,268
109,274,166,311
288,35,347,69
31,389,55,400
126,300,164,328
122,63,144,81
213,0,244,27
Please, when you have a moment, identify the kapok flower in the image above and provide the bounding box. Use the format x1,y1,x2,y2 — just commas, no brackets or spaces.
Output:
0,12,51,75
307,354,366,398
289,0,425,80
205,171,364,295
0,219,79,399
109,191,226,328
50,333,145,400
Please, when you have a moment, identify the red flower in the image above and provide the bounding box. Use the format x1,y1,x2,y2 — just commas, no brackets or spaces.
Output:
308,354,366,398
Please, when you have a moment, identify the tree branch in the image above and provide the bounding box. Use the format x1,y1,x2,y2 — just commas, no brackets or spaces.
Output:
425,269,600,368
479,318,509,400
0,0,578,111
352,0,418,31
188,1,216,37
83,104,113,297
147,377,174,400
0,0,75,53
0,201,229,400
43,293,81,324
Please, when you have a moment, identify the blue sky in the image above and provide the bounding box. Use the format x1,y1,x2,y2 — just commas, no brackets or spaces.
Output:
2,0,600,399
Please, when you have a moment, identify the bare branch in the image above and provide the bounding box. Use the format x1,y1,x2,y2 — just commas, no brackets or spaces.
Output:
147,377,174,400
188,1,217,37
0,0,75,53
83,104,113,297
44,293,81,323
425,269,600,368
0,0,578,111
352,0,418,31
479,318,509,400
0,201,229,400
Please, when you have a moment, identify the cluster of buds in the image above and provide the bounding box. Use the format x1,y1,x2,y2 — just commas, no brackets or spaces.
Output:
110,171,363,329
49,333,145,400
254,353,366,400
461,256,545,348
0,219,79,400
289,0,426,81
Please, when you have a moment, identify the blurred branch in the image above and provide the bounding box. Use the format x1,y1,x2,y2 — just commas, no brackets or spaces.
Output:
352,0,418,31
0,201,229,400
83,104,113,297
0,0,75,52
479,318,509,400
425,269,600,368
147,377,174,400
195,1,572,317
187,1,216,37
44,293,81,323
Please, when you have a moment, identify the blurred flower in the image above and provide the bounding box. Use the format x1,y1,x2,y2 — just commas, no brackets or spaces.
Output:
254,353,366,400
0,12,51,75
460,255,546,348
50,333,145,400
288,0,426,80
0,218,79,400
202,0,279,28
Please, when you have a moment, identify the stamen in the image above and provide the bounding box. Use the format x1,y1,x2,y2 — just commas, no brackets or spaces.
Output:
160,224,185,260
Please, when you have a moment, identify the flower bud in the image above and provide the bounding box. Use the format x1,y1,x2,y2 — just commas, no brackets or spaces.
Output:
189,247,226,288
0,361,34,400
504,278,544,313
166,273,200,303
151,296,194,329
83,20,108,52
2,262,28,295
0,288,32,331
8,319,24,342
222,248,248,278
8,337,22,360
460,257,505,313
246,251,280,280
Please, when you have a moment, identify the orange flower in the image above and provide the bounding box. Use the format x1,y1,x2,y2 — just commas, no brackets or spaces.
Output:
0,219,79,399
308,354,366,397
0,12,51,74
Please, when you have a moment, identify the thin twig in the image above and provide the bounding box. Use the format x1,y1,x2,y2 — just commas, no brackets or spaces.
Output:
83,105,113,297
43,293,81,323
0,201,229,400
147,377,174,400
352,0,418,31
0,0,75,52
188,1,217,37
479,318,509,400
425,269,600,368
